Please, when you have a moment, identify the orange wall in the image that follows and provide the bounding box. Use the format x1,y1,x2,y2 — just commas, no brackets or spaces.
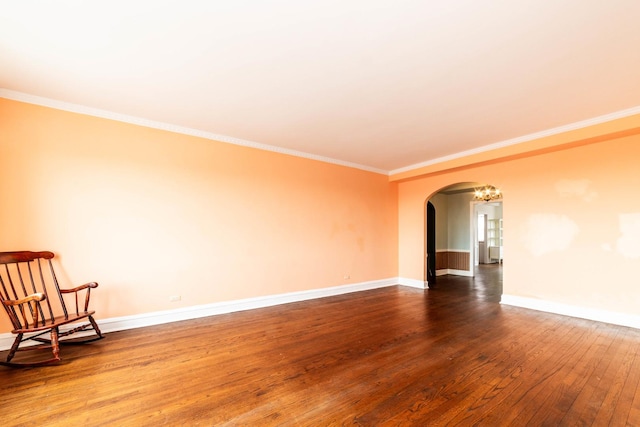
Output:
0,98,398,333
4,95,640,333
398,121,640,316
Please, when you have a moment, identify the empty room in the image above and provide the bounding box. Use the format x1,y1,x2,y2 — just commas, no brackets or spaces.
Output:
1,1,640,425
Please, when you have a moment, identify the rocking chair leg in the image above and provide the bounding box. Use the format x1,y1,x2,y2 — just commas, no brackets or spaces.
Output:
6,333,23,363
51,328,60,362
88,315,103,338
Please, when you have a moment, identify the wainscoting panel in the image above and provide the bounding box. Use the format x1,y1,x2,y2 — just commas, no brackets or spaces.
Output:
449,251,470,271
435,252,448,270
436,250,470,272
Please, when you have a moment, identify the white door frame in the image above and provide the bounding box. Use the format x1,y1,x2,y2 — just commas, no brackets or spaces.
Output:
471,200,503,272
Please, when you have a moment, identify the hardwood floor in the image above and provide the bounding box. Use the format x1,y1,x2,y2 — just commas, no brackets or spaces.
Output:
2,265,640,426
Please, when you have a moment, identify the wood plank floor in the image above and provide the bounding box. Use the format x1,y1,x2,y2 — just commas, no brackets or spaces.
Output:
2,264,640,426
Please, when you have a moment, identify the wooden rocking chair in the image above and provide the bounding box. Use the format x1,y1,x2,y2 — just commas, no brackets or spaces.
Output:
0,251,103,367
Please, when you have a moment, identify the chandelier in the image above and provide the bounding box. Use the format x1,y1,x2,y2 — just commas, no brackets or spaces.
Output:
474,185,502,202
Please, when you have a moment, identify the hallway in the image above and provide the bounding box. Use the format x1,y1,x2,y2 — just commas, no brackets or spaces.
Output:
430,263,503,303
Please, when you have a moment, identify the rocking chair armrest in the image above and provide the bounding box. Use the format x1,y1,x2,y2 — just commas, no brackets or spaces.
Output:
59,282,99,294
59,282,98,313
2,292,46,307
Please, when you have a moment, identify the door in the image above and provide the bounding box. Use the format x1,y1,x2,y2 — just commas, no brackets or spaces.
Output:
427,201,436,287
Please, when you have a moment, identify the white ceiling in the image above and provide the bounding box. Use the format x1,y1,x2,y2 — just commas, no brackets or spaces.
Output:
2,1,640,173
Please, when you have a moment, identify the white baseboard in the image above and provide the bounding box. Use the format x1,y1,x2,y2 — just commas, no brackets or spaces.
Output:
397,277,427,289
501,294,640,330
436,269,473,277
449,269,474,277
0,278,402,350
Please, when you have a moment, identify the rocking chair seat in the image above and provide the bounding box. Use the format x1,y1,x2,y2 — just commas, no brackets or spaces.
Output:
9,310,96,334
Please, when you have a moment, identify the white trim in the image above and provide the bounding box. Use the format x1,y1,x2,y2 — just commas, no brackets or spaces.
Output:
5,89,639,179
390,105,640,176
397,277,427,289
0,278,402,350
501,294,640,330
471,201,480,268
0,88,387,176
5,89,639,178
436,269,473,277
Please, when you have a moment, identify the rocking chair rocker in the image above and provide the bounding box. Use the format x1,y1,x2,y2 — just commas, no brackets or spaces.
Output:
0,251,103,367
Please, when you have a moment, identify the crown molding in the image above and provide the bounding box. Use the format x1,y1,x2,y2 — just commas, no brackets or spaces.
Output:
0,88,388,176
390,105,640,176
4,88,639,178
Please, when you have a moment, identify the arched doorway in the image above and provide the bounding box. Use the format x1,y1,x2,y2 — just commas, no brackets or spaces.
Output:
425,182,503,287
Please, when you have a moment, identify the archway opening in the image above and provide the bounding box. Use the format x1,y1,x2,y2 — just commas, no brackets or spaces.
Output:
425,182,503,290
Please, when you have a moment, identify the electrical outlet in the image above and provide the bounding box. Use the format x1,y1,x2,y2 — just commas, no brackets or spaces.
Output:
169,295,181,302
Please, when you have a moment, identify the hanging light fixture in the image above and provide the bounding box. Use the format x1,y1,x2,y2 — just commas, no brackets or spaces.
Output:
474,185,502,202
